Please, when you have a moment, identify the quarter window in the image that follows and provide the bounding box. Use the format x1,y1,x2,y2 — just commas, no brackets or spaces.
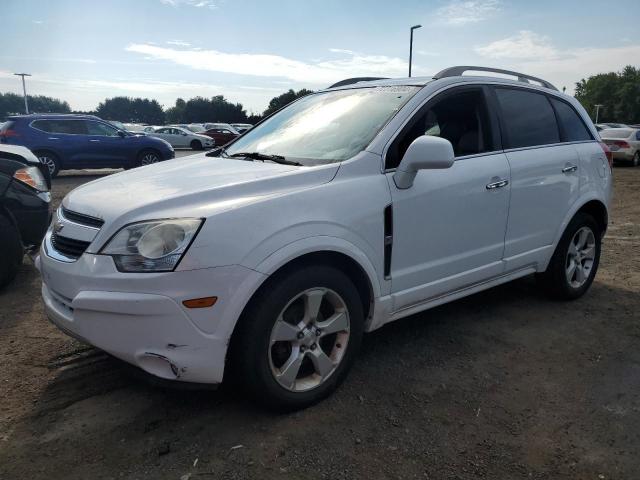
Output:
495,88,560,148
549,98,592,142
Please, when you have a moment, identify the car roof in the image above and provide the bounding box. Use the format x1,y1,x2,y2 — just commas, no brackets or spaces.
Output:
8,113,101,120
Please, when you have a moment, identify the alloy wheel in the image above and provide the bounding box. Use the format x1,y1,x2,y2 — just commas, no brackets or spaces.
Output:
140,153,160,165
268,288,350,392
38,155,56,176
565,226,596,288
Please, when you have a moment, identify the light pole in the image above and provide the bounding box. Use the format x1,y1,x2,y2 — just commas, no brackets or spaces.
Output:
594,104,604,124
409,24,422,77
14,73,32,114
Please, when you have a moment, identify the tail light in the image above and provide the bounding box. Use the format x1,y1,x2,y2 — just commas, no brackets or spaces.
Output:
612,140,630,148
0,129,19,141
599,142,613,168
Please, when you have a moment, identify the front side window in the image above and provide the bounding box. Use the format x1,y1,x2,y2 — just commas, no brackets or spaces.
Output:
549,98,592,142
386,88,493,169
86,121,119,137
495,88,560,148
225,86,420,166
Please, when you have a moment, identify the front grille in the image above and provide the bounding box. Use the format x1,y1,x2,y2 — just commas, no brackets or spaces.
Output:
61,207,104,228
51,233,91,260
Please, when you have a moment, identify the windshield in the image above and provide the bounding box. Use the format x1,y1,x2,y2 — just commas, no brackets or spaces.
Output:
225,86,420,165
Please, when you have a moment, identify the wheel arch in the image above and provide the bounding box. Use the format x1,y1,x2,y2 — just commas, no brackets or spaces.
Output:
225,244,381,373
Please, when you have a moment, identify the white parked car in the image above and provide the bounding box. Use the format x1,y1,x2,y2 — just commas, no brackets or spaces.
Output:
148,126,214,150
599,128,640,166
39,66,612,410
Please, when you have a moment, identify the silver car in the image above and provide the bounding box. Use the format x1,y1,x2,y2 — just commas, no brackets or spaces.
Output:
149,126,214,150
599,128,640,166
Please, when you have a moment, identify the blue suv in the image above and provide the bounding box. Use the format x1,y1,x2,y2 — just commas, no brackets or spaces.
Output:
0,114,174,177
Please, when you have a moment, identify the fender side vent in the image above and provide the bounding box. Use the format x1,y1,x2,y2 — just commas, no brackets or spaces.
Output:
384,204,393,279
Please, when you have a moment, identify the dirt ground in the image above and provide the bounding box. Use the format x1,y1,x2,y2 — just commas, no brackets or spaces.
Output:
1,165,639,480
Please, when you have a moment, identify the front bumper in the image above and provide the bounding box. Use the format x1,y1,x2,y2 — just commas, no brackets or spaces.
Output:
39,250,266,383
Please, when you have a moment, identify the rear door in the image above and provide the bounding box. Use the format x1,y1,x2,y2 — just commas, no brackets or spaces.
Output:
493,87,581,272
32,119,88,167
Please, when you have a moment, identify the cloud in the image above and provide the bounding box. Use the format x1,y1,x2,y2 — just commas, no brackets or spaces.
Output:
125,44,411,84
473,31,640,93
436,0,501,26
159,0,217,8
166,40,191,46
329,48,356,55
475,30,558,60
32,20,44,25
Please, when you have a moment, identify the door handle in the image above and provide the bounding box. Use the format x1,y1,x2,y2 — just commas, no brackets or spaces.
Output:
89,139,101,143
562,164,578,173
48,137,59,140
486,179,509,190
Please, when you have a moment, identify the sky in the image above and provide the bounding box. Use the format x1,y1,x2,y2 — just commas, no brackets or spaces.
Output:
1,0,639,114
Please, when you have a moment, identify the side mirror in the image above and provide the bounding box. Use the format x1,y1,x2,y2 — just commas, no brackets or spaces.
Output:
393,135,455,189
117,130,126,138
182,132,188,136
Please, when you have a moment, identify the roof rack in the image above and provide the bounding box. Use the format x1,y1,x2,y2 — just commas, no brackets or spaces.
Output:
433,66,558,91
328,77,389,89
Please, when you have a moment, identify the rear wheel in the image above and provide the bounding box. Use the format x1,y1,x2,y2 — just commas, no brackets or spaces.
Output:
34,151,60,178
632,151,639,167
230,265,364,411
190,140,203,151
137,149,161,167
0,215,23,290
537,212,601,300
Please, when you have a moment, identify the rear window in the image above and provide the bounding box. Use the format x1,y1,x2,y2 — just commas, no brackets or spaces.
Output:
495,88,560,148
549,98,592,142
600,129,633,139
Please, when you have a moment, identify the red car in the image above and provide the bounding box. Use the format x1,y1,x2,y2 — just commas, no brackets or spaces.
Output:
203,127,238,146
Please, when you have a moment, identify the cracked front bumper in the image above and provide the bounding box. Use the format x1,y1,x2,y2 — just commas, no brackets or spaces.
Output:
39,250,266,384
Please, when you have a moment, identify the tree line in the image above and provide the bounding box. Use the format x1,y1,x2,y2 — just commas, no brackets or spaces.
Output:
0,88,313,125
575,65,639,124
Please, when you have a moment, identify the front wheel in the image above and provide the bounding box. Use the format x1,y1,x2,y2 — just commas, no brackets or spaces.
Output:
34,151,60,178
537,212,601,300
230,265,364,411
137,150,161,167
190,140,203,151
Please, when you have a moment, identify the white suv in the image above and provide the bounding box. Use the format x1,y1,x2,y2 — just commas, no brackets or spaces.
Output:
39,66,612,410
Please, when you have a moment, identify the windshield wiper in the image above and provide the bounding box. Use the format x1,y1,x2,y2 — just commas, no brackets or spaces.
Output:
228,152,302,166
205,146,228,157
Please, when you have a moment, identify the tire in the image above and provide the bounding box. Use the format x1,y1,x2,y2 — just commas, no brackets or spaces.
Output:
0,214,23,290
632,151,640,167
137,149,161,167
190,140,203,151
229,265,364,411
537,212,601,300
34,151,61,178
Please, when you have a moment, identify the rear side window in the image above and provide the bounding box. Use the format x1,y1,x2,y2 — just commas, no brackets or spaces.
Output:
495,88,560,148
549,98,592,142
33,120,87,135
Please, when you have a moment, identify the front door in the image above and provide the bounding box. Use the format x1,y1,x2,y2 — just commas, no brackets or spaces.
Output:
385,86,511,311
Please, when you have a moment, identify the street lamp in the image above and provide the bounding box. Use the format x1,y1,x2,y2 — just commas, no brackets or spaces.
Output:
409,24,422,77
594,104,604,124
14,73,32,114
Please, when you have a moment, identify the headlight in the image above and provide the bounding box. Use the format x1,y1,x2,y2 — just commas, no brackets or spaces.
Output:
100,218,203,272
14,166,48,192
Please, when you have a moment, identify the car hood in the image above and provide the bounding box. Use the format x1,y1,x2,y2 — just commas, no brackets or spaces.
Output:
62,154,339,227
